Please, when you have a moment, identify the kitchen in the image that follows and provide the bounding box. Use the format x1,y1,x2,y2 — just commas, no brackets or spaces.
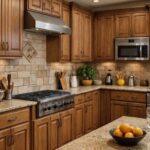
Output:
0,0,150,150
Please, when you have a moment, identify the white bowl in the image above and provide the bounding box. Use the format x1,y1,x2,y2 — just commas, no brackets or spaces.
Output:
93,80,102,85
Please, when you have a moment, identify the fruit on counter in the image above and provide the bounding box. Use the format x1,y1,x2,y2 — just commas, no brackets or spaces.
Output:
132,127,143,137
119,123,132,134
113,129,123,137
125,132,134,138
113,123,144,138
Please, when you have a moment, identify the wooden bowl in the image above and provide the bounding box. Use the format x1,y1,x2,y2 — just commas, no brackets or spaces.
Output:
82,80,93,86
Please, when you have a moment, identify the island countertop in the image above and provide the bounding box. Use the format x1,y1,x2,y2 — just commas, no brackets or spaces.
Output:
57,116,150,150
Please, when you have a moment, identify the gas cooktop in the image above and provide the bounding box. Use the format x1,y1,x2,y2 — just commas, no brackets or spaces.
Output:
13,90,72,102
13,90,74,117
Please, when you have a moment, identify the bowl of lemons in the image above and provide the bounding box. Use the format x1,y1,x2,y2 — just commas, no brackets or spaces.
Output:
110,123,147,146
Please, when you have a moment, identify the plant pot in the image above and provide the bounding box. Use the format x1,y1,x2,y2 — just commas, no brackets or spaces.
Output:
82,80,93,86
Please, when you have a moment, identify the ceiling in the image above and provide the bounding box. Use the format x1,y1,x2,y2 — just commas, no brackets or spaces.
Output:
66,0,150,11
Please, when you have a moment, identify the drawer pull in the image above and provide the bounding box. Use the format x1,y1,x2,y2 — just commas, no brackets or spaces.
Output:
8,117,17,122
7,136,11,146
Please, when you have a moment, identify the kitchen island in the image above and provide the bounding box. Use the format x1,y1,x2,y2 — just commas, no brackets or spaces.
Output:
57,116,150,150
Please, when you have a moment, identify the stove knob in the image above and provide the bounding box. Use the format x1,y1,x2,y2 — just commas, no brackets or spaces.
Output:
43,108,47,112
53,105,57,108
48,107,51,110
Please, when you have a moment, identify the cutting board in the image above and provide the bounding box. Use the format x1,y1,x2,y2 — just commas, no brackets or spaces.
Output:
57,72,68,90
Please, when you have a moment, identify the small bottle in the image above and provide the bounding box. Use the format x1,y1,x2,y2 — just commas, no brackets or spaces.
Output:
105,70,113,85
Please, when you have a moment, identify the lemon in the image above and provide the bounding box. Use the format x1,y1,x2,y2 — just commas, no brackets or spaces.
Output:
132,127,143,137
125,132,134,138
119,123,132,134
113,129,123,137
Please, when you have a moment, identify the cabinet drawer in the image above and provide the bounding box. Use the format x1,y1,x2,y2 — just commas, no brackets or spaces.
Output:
74,95,84,105
0,108,30,130
85,92,93,102
111,91,146,103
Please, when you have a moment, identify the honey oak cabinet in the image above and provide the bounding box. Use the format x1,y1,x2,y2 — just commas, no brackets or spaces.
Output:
51,0,62,17
0,108,30,150
71,5,92,62
27,0,62,17
34,116,50,150
50,109,74,150
0,0,23,58
94,14,114,61
47,3,70,62
115,11,149,37
93,91,100,129
100,90,111,126
74,104,84,138
111,91,146,121
84,101,93,133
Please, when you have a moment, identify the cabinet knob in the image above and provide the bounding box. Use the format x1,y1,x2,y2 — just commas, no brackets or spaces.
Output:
5,42,9,50
1,42,5,50
7,136,12,146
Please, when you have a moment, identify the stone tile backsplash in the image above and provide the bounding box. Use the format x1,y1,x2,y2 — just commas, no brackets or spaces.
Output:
0,32,150,95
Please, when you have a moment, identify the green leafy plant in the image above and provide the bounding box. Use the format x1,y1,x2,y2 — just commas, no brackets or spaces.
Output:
77,65,96,80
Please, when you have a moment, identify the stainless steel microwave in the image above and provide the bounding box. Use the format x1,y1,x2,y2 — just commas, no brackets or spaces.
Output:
115,37,149,61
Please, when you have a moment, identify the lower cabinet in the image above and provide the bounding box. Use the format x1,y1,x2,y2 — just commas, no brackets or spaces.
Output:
74,104,84,138
0,123,30,150
74,91,101,138
84,101,93,133
34,109,74,150
100,90,111,126
111,100,146,120
34,117,51,150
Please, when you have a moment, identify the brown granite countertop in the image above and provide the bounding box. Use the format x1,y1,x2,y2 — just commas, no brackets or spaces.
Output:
69,85,150,95
57,116,150,150
0,99,37,113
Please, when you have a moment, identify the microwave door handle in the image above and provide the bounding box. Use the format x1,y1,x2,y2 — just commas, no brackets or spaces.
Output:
140,45,142,57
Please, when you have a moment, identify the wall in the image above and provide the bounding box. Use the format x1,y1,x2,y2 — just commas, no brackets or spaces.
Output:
95,62,150,85
0,32,150,95
0,32,80,95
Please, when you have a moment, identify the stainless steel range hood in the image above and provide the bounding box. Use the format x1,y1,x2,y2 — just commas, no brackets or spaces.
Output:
24,11,71,35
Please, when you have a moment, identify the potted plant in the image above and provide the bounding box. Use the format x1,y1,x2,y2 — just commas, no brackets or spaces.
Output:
77,65,96,86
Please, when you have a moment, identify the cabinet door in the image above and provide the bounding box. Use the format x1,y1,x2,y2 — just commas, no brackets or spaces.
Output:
115,14,131,37
42,0,51,15
94,17,102,60
71,9,82,62
132,12,149,37
100,90,111,126
93,91,100,129
84,101,93,133
28,0,43,12
74,104,84,138
101,16,114,60
0,129,10,150
11,123,30,150
50,113,59,150
82,12,92,62
111,101,127,121
7,0,23,57
34,117,50,150
59,109,74,147
128,103,146,118
61,3,70,61
51,0,62,17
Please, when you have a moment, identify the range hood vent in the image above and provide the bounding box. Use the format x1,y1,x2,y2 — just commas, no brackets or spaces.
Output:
24,11,71,35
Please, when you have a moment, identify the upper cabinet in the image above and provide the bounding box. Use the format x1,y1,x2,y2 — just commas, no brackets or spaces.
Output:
0,0,23,58
47,2,70,62
51,0,62,17
115,10,149,37
94,14,114,61
27,0,62,17
71,5,92,62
